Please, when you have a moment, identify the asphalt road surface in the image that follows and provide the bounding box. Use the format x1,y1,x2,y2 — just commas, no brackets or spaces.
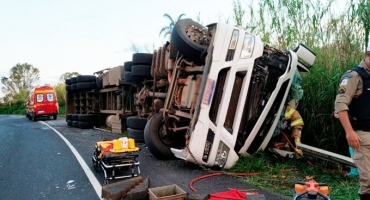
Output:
0,115,289,199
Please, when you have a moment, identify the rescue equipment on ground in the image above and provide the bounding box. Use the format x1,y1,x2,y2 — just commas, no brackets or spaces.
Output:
92,137,140,185
209,188,260,200
293,181,330,200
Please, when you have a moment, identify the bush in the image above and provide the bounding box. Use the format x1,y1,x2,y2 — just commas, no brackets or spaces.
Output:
0,101,26,115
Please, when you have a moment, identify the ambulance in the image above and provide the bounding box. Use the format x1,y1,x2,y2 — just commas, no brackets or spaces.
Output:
26,85,59,121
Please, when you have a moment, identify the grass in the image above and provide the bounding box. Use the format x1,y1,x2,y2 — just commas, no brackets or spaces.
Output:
226,151,359,199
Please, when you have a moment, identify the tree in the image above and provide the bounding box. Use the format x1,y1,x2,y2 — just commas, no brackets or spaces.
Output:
159,13,186,38
1,63,40,101
13,88,28,104
59,72,80,81
54,82,66,103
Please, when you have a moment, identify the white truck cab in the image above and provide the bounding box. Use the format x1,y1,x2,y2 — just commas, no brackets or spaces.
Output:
144,19,315,169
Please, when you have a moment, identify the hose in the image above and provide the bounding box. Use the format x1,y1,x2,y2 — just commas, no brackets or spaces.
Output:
189,172,260,192
280,130,313,166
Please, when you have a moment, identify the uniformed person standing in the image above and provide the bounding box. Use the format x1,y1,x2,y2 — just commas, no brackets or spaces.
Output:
334,46,370,199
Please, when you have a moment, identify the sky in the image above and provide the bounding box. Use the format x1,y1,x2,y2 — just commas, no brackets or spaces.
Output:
0,0,235,98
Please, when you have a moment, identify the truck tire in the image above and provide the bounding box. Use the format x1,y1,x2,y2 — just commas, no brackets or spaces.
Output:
97,75,103,89
65,78,71,85
171,18,207,63
72,121,79,128
78,121,94,129
124,61,133,71
71,84,77,91
132,53,153,65
70,77,77,84
77,75,97,83
72,114,80,121
79,114,96,122
126,116,147,130
124,72,141,83
127,128,145,143
66,85,72,91
77,82,97,90
131,65,152,77
67,120,73,126
66,114,73,121
144,111,175,159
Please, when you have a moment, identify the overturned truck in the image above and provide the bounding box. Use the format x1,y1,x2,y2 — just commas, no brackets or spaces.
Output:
65,18,316,169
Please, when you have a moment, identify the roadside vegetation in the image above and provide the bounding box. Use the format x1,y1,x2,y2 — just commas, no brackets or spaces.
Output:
224,1,368,198
0,99,66,117
231,0,369,156
0,0,369,198
0,64,76,116
226,151,358,199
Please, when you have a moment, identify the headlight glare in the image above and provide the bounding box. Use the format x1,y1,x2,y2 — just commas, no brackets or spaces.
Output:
240,33,255,58
228,30,239,50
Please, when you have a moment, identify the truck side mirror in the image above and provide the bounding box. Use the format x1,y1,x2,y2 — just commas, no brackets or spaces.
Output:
293,43,316,72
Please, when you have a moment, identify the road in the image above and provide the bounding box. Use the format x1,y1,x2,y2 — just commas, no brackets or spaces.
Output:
0,115,98,199
0,115,289,199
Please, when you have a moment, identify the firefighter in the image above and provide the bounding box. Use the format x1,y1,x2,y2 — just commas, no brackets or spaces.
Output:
283,100,304,158
272,99,304,158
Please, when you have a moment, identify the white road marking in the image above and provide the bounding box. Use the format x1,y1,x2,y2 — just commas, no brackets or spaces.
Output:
40,121,102,199
67,180,76,190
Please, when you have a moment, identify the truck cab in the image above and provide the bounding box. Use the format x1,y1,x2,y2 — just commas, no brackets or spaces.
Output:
144,19,316,169
26,85,59,121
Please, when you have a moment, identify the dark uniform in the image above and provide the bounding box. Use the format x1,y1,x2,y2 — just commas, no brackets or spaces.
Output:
334,60,370,196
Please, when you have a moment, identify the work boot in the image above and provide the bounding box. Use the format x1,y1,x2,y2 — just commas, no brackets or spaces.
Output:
359,194,370,200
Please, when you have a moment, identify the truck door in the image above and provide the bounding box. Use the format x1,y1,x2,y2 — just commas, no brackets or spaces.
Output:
44,92,56,113
35,92,55,114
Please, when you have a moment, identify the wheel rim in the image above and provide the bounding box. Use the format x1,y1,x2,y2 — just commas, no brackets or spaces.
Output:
157,120,185,147
158,124,175,146
184,25,207,45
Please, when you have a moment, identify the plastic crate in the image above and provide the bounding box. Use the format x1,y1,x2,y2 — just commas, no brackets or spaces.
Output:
148,184,186,200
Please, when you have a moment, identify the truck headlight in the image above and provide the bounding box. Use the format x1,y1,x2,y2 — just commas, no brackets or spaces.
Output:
214,141,229,168
228,30,239,50
240,33,255,58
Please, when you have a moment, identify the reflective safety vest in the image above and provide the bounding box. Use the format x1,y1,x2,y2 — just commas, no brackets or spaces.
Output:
285,105,304,127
